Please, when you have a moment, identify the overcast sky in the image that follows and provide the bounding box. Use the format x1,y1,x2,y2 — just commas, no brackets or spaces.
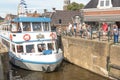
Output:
0,0,90,17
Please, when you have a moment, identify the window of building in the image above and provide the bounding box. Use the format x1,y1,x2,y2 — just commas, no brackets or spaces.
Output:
97,0,112,8
59,19,62,24
100,0,104,6
106,0,110,6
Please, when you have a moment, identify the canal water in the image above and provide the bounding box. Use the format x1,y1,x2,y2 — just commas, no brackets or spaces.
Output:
1,53,112,80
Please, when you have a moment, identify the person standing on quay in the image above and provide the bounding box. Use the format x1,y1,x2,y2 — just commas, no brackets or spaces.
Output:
67,22,72,36
101,22,108,40
73,23,77,36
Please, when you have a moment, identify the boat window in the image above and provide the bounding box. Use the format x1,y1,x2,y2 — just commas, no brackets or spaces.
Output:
23,22,31,31
32,22,42,31
11,23,17,32
47,43,54,50
17,45,23,53
17,23,21,33
12,44,16,52
43,22,49,31
26,44,35,53
8,25,11,31
37,44,46,52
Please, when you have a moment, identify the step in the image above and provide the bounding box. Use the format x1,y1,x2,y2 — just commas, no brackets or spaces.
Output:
109,64,120,70
109,72,120,80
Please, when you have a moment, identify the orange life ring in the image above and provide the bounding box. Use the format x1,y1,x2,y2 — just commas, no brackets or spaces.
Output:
9,34,12,41
23,34,31,41
50,32,56,39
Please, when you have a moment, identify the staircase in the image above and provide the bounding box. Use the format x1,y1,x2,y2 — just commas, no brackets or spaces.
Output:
109,63,120,79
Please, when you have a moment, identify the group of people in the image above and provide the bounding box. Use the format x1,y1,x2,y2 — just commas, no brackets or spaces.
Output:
65,22,119,41
67,22,92,39
99,22,119,41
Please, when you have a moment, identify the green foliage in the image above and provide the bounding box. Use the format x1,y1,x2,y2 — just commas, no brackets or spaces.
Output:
67,2,84,11
0,20,3,22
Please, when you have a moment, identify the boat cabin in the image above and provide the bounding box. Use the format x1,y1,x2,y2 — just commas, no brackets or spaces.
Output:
10,17,51,33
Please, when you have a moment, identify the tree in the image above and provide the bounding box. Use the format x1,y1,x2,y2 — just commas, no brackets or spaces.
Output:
67,2,84,11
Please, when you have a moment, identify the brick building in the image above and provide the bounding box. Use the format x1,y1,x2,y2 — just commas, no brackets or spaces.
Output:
82,0,120,29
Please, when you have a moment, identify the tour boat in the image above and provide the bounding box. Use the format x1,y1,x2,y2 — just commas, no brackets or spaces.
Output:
0,0,63,72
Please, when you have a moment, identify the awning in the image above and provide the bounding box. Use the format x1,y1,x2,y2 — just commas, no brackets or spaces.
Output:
84,15,120,22
12,17,51,22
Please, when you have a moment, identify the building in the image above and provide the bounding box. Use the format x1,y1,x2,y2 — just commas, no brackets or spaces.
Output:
42,8,81,30
83,0,120,29
51,10,81,27
63,0,71,10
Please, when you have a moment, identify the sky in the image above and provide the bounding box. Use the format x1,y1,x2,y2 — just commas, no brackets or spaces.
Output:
0,0,90,18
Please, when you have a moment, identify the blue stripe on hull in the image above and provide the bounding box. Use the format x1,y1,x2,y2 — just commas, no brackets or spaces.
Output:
0,35,55,44
13,17,51,22
9,52,63,64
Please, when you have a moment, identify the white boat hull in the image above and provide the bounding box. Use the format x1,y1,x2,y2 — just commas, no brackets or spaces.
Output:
9,52,63,72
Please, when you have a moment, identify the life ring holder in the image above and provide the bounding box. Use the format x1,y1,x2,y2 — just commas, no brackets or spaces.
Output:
50,32,56,40
23,34,31,41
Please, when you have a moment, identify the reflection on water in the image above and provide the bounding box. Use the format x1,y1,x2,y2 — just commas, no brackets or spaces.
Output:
1,53,111,80
10,61,111,80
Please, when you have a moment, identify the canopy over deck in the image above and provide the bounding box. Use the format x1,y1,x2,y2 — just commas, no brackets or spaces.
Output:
12,17,51,22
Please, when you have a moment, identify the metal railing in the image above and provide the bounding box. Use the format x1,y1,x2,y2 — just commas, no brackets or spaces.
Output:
60,29,120,44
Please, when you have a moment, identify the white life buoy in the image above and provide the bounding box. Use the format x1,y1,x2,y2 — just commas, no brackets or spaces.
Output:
9,34,12,41
23,34,31,41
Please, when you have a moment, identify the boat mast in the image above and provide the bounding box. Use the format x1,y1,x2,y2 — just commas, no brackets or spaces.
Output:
17,0,27,17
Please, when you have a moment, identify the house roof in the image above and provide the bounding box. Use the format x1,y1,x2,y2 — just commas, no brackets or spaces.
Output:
0,16,4,20
84,0,98,9
83,0,120,22
42,12,53,18
51,10,81,26
112,0,120,7
4,14,17,21
84,0,120,9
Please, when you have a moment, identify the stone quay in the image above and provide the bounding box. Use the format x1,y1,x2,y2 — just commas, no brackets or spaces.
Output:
0,43,8,80
62,36,120,79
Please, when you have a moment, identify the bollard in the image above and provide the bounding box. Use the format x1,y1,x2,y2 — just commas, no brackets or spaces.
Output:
99,31,101,41
114,33,119,44
91,30,92,40
108,31,110,42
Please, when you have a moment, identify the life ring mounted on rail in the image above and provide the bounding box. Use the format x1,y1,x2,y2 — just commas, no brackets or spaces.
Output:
23,34,31,41
9,34,13,41
50,32,56,40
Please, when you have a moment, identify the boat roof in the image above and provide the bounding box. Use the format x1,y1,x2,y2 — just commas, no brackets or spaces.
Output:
12,17,51,22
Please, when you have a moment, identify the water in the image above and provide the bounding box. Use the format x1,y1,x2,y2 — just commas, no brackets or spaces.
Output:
1,53,112,80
